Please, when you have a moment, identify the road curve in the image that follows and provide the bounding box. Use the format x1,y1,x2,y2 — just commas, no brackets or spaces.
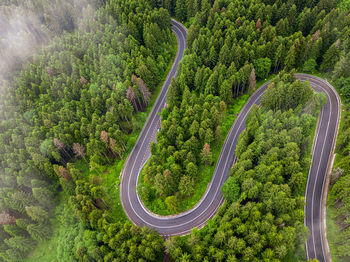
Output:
120,20,340,260
300,74,341,262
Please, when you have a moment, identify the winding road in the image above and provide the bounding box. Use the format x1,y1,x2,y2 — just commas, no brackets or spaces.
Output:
120,20,341,261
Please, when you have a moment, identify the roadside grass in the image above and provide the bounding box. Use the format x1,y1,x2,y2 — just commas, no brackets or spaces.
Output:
325,83,349,262
24,34,177,260
326,204,349,262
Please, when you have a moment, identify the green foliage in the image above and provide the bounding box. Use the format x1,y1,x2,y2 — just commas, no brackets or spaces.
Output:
139,95,248,215
25,206,49,222
165,195,179,213
4,236,36,253
261,71,315,111
1,0,349,260
338,0,350,10
328,107,350,260
253,58,272,79
27,223,52,242
221,177,240,202
139,92,224,213
302,59,317,73
165,75,319,261
0,0,174,260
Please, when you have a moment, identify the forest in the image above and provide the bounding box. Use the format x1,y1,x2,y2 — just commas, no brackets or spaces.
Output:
164,71,325,261
0,0,174,261
0,0,350,261
161,0,350,260
139,0,342,215
139,89,226,214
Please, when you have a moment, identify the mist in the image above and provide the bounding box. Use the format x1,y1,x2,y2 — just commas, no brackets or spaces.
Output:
0,0,98,87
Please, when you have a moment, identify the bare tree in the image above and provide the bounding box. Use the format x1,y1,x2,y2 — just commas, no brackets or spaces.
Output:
58,166,71,180
312,29,320,42
131,74,137,84
80,76,88,85
109,138,121,158
46,66,53,78
335,39,340,48
249,68,256,91
100,131,108,144
331,167,343,185
256,18,261,30
126,86,138,111
201,143,212,166
72,143,88,164
137,77,151,106
54,138,71,158
0,212,16,225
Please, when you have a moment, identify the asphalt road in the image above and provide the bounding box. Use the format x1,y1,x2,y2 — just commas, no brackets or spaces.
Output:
120,20,340,260
299,74,341,262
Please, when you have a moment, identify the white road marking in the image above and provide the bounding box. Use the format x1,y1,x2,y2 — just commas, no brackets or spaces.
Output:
298,74,340,261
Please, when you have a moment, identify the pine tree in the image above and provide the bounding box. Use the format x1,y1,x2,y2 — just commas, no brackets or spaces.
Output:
25,206,49,222
32,188,54,208
4,236,35,253
179,175,194,197
27,223,51,241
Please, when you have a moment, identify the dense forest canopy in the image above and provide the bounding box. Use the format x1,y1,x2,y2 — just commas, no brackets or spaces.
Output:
159,0,350,261
0,0,350,261
164,71,325,261
0,0,174,261
139,0,344,216
139,89,226,213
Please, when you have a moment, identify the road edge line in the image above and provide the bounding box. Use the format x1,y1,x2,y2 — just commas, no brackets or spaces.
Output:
321,80,342,262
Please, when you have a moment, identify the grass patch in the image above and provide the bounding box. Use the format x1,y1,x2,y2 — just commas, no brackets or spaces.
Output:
24,223,60,262
24,192,73,262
